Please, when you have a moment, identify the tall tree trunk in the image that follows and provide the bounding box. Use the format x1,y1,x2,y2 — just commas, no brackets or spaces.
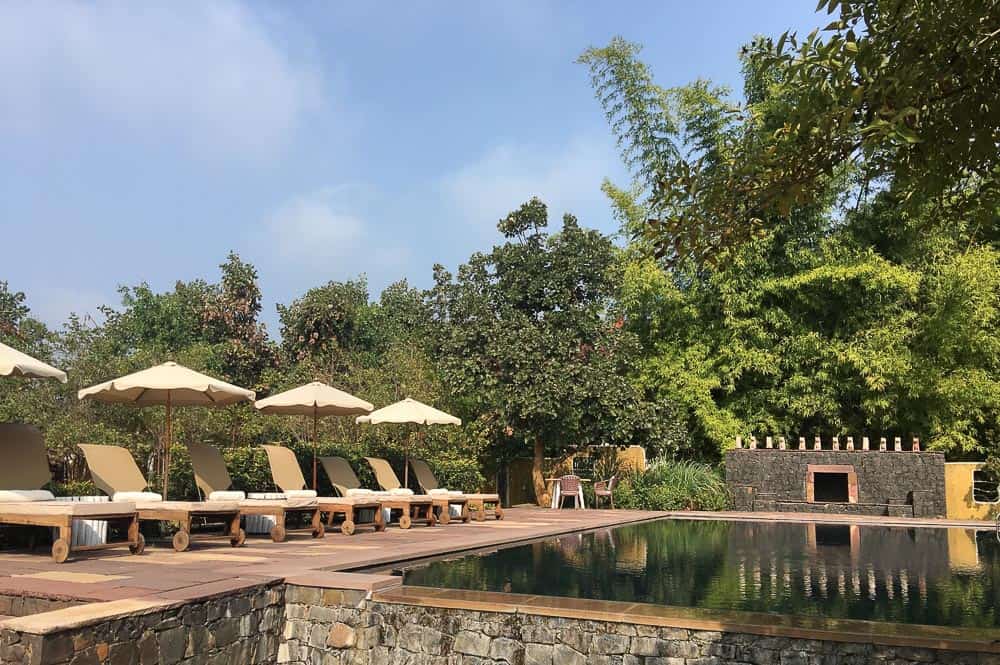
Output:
532,437,549,507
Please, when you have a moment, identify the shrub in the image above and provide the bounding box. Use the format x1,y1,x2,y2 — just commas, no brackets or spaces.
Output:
615,457,730,511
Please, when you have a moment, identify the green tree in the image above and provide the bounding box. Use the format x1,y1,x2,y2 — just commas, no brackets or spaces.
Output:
431,198,662,504
585,30,1000,460
581,0,1000,265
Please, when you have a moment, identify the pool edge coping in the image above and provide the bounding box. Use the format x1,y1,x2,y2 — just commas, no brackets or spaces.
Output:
372,585,1000,654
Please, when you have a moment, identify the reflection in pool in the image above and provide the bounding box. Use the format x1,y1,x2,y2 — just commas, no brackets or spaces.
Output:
397,519,1000,627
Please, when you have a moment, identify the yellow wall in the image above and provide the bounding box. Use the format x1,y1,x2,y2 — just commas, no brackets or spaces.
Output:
945,462,998,520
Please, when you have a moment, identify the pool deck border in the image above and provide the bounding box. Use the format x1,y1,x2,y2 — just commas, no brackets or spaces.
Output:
373,585,1000,654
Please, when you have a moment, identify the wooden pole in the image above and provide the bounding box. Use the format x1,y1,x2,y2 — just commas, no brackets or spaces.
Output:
163,392,172,499
312,407,318,491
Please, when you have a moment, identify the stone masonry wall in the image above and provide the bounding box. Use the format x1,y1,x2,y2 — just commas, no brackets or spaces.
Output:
725,449,947,517
279,585,1000,665
5,582,997,664
0,582,284,665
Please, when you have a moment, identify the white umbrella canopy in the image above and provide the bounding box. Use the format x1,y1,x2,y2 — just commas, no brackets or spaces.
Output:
356,397,461,426
0,341,67,383
256,381,373,417
255,382,373,489
78,361,256,498
78,361,255,406
356,398,461,485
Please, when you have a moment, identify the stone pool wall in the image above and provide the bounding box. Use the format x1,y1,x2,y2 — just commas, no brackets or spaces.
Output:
4,581,999,665
280,586,1000,665
0,581,284,665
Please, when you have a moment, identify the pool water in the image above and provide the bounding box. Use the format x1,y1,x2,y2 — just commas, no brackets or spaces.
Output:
397,519,1000,628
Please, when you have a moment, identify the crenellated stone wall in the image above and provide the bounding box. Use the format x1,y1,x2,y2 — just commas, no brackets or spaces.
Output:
725,449,947,517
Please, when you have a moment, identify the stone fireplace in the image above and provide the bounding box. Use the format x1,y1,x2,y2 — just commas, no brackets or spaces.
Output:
806,464,858,503
726,439,946,518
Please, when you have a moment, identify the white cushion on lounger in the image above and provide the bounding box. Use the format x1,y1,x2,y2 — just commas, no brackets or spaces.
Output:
0,490,56,502
112,491,163,502
428,488,464,496
346,488,373,496
284,489,317,499
388,488,413,496
247,492,287,500
208,490,246,501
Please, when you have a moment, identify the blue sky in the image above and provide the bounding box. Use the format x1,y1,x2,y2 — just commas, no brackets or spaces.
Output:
2,1,822,334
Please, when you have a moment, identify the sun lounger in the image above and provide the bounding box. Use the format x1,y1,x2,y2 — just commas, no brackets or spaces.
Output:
363,457,441,527
186,441,324,542
78,443,243,552
0,423,142,562
410,457,503,521
261,445,385,535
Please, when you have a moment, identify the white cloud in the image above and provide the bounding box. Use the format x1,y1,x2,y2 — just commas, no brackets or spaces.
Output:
0,1,321,159
265,186,367,267
261,184,410,272
438,136,619,232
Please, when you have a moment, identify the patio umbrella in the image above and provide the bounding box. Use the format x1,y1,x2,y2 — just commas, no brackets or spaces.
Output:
254,381,373,490
78,361,255,499
355,397,461,486
0,341,67,382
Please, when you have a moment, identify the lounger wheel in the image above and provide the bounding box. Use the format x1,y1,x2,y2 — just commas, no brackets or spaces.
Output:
341,521,355,536
51,538,70,564
231,528,246,547
270,525,287,543
172,530,191,552
495,507,504,520
313,523,326,539
399,515,412,529
129,534,146,555
438,511,450,525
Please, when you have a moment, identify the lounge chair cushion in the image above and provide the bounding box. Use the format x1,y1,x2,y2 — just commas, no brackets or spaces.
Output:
0,500,136,517
148,500,240,512
346,488,374,496
113,491,163,502
284,489,317,499
388,488,414,496
208,490,246,501
428,488,464,496
247,492,287,500
0,490,56,502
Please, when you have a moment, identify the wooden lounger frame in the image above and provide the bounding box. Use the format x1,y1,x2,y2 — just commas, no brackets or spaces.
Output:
239,501,324,542
408,457,504,522
428,495,470,525
378,496,436,529
186,441,324,542
135,506,244,552
0,424,144,562
78,443,246,552
1,509,143,563
466,496,504,522
320,499,385,535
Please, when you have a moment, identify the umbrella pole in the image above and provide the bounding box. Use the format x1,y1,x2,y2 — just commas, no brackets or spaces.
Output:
163,392,172,499
312,408,318,491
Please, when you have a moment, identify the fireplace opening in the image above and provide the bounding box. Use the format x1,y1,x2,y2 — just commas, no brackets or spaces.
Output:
813,472,850,503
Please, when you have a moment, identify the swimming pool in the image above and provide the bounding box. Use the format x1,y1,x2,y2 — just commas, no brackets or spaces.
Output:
393,518,1000,628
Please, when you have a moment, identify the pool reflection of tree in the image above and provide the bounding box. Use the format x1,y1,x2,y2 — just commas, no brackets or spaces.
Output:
400,521,1000,628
